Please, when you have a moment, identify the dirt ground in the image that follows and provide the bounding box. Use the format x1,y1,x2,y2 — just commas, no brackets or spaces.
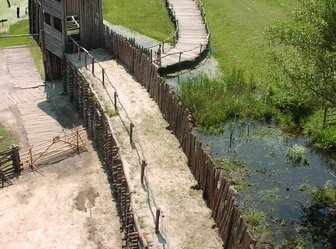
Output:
0,148,123,249
0,46,123,248
68,50,223,249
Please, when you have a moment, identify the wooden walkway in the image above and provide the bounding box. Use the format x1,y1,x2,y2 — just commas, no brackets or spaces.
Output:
0,46,65,147
0,46,45,111
158,0,209,70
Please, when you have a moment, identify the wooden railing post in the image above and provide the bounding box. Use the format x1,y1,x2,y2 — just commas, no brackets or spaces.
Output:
179,52,183,69
141,160,147,184
130,123,134,144
102,68,105,85
76,129,79,152
92,58,95,76
29,145,34,169
77,44,81,61
155,208,161,234
85,52,87,68
114,91,118,111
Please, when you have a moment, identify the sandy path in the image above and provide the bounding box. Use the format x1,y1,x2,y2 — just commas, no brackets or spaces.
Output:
0,147,123,249
68,50,223,249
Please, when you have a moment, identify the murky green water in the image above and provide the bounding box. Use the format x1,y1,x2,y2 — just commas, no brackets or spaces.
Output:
197,121,336,248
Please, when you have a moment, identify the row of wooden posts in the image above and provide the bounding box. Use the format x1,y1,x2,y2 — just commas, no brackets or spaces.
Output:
64,58,148,249
99,24,257,249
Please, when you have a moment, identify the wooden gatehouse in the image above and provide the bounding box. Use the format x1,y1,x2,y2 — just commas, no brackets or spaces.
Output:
28,0,103,80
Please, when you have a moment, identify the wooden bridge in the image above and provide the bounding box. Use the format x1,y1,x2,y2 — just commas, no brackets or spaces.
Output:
152,0,210,74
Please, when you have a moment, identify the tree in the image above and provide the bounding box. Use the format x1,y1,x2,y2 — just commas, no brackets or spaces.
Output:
266,0,336,106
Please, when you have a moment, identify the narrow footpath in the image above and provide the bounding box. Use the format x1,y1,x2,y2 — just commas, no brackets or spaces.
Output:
68,49,223,249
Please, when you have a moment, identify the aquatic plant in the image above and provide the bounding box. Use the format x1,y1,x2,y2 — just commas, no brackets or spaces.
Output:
285,144,309,167
301,187,336,248
241,206,272,249
216,159,250,190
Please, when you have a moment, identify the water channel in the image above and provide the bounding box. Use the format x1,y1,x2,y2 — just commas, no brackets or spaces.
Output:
195,121,335,248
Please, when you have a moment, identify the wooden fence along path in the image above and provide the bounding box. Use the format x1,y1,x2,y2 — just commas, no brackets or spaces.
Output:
150,0,209,74
75,24,256,249
64,60,147,249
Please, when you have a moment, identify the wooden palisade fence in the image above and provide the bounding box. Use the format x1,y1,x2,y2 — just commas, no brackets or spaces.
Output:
64,58,148,249
100,24,257,249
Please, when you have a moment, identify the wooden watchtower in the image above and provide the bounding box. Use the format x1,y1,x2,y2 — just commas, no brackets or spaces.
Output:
29,0,103,80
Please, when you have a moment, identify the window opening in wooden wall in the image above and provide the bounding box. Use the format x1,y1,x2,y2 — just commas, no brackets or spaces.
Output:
67,15,80,38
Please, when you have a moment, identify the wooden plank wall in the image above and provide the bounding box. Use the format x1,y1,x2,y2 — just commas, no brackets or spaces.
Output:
41,0,63,19
65,0,80,16
64,58,147,249
79,0,103,49
44,23,63,58
29,0,42,43
101,25,257,249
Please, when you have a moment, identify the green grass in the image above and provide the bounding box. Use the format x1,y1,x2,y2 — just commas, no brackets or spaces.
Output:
204,0,297,78
303,110,336,150
0,20,44,79
103,0,174,41
177,72,275,132
0,124,14,152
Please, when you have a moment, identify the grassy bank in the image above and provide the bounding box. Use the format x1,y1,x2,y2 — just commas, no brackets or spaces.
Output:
0,20,44,79
103,0,174,41
177,0,298,130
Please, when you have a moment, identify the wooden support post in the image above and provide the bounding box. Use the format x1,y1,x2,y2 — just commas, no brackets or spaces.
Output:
155,208,161,234
162,42,165,53
102,68,105,85
200,44,203,54
141,160,147,184
229,130,233,148
114,91,118,110
130,123,134,144
92,58,95,76
85,52,87,68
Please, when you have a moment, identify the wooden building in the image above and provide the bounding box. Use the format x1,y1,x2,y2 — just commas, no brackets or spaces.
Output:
29,0,103,80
